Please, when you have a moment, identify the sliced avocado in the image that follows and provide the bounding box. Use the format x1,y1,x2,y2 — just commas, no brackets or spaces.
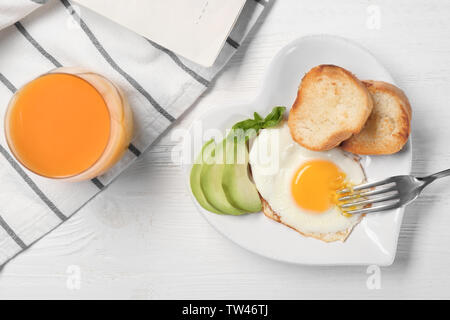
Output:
222,139,261,213
200,140,246,215
190,140,223,214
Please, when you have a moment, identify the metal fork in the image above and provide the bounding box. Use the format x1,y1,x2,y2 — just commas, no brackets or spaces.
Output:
337,169,450,215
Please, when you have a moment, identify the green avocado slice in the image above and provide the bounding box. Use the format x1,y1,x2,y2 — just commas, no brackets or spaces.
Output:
190,140,223,214
200,140,246,215
222,139,261,213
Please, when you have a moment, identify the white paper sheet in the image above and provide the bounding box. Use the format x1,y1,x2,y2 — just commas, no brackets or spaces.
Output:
73,0,247,66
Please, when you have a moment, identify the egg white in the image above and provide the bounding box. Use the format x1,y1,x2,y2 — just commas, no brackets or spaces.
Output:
249,122,365,237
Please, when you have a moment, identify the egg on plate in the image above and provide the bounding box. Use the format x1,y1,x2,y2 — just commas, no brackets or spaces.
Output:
249,122,366,242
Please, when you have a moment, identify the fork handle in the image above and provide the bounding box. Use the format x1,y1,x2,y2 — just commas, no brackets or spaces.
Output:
419,168,450,184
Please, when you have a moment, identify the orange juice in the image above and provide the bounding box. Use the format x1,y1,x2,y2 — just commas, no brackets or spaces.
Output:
5,67,133,181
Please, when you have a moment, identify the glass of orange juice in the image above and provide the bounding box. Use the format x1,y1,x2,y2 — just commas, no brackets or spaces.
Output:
4,67,133,182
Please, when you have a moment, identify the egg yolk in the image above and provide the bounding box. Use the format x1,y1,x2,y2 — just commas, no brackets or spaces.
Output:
291,159,348,213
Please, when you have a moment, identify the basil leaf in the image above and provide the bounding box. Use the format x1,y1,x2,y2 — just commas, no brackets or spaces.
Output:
232,119,260,130
253,112,263,121
264,106,286,123
230,106,286,141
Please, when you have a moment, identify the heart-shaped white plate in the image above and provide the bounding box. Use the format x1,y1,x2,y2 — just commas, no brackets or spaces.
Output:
183,35,412,266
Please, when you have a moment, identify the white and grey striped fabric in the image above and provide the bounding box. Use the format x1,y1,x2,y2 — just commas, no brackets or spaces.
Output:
0,0,266,267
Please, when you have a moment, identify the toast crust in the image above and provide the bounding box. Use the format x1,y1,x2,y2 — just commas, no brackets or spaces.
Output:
341,80,412,155
288,65,373,151
260,197,363,243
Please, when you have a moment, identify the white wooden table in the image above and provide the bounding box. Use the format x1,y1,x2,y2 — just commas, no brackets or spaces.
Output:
1,0,450,299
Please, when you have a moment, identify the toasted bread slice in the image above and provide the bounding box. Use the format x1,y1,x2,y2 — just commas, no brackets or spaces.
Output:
341,80,412,155
260,197,363,243
288,65,373,151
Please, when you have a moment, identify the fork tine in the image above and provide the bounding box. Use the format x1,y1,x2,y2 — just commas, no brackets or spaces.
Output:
339,192,399,208
343,201,400,215
337,178,394,194
338,185,397,201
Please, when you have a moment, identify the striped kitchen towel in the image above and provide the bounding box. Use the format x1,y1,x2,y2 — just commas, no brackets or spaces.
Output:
0,0,266,267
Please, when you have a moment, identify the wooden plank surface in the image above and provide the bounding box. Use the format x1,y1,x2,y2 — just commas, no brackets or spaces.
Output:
1,0,450,299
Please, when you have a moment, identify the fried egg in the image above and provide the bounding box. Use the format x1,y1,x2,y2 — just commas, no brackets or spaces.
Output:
249,122,366,242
